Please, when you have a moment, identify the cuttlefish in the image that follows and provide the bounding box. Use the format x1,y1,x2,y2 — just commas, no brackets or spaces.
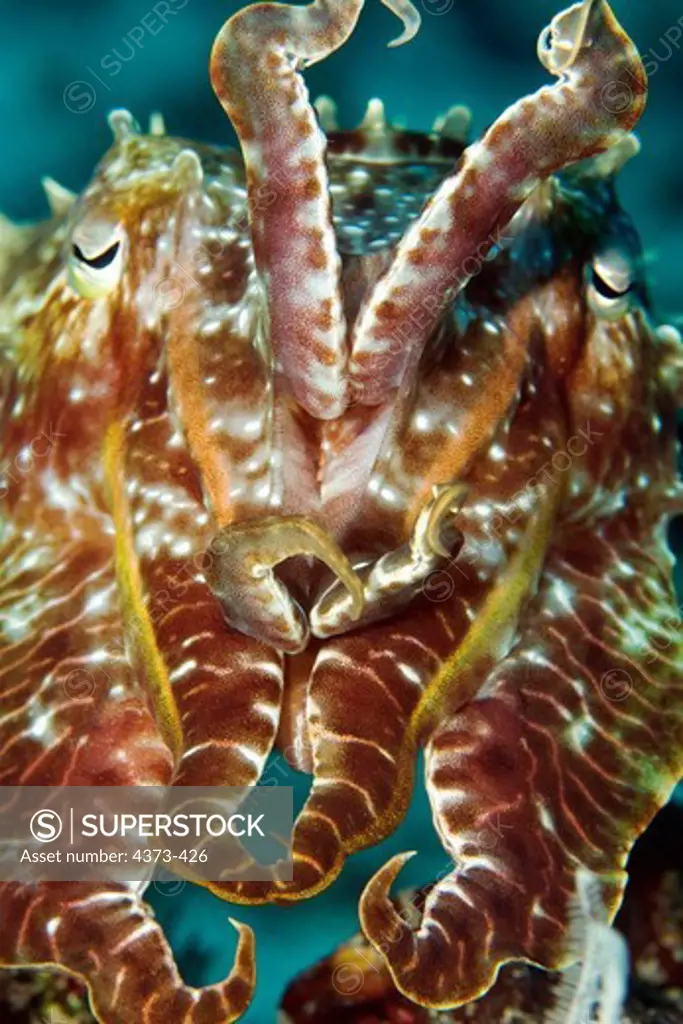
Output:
1,0,682,1020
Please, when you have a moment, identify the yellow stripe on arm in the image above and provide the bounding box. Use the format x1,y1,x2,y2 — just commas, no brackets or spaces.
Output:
412,477,564,736
103,421,184,762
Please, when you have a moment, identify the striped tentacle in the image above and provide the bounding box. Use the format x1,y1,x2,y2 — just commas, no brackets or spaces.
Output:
113,365,285,790
0,516,171,788
0,523,256,1019
0,882,254,1023
360,496,683,1008
219,609,456,904
349,0,647,403
348,285,542,549
210,0,420,419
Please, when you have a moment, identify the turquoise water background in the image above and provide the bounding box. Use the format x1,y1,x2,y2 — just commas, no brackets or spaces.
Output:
1,0,682,1019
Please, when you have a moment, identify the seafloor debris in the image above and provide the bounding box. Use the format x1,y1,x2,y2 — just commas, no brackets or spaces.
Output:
0,968,93,1024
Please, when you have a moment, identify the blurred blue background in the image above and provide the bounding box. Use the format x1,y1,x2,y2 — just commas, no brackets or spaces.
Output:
1,0,681,1019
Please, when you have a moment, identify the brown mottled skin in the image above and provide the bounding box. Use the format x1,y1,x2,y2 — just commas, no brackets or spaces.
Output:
0,0,682,1021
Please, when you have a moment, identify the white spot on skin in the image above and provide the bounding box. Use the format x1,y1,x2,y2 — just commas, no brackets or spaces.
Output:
18,550,43,572
569,718,593,750
413,412,433,432
170,659,198,681
398,662,423,685
547,576,575,613
40,471,82,513
380,485,401,506
29,711,54,742
88,648,111,664
253,700,279,724
172,538,193,557
84,590,112,616
523,649,550,666
536,801,555,833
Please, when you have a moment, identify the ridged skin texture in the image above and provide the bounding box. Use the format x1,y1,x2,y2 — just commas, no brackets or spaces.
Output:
1,0,681,1019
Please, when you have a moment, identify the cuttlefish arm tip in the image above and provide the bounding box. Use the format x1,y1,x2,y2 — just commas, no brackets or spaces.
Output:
382,0,422,47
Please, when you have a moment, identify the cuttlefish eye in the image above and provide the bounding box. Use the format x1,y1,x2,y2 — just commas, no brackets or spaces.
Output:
67,219,125,298
586,247,635,320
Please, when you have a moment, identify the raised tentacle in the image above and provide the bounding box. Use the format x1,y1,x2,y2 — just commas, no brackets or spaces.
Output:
207,515,364,653
310,482,466,638
349,0,647,403
210,0,419,419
